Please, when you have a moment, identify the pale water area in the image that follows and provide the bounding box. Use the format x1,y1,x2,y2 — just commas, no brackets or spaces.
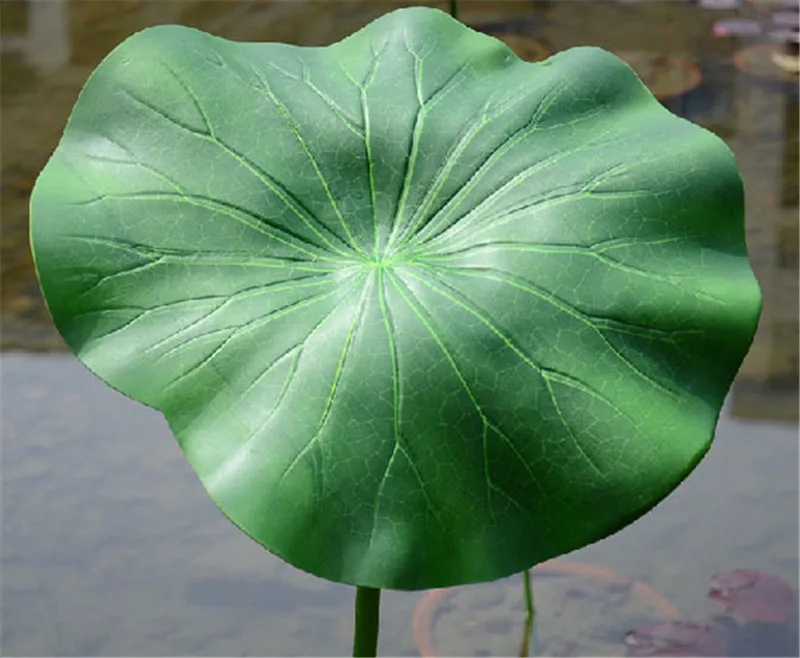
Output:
1,354,797,655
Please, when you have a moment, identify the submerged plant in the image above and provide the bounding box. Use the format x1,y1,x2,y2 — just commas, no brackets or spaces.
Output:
708,569,797,624
625,569,798,657
30,7,761,656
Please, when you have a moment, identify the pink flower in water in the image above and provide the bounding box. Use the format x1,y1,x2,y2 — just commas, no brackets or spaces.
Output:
708,569,796,623
624,620,727,657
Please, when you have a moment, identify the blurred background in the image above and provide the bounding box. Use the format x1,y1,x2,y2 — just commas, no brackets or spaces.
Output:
1,1,798,656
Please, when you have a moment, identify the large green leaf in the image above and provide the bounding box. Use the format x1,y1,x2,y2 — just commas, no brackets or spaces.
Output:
30,7,761,590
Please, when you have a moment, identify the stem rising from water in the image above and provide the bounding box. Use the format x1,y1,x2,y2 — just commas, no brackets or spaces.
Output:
520,569,536,657
353,586,381,657
449,0,459,20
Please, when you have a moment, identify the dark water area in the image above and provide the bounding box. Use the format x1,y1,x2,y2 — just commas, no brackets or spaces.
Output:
1,1,798,656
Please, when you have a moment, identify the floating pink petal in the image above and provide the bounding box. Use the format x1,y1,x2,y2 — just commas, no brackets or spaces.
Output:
708,569,796,623
624,620,727,656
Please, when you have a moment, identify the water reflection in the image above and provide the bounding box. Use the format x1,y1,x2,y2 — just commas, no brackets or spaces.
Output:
1,0,70,74
3,0,796,419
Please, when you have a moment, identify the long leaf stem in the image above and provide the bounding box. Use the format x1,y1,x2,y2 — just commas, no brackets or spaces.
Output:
519,614,534,658
520,569,536,657
353,586,381,657
523,568,534,618
449,0,459,20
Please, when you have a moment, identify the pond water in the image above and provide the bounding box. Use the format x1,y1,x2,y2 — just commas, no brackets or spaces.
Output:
1,1,798,656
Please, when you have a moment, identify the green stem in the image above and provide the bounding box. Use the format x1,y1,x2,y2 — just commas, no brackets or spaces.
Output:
449,0,459,20
519,614,534,658
519,569,536,657
523,568,534,619
353,586,381,657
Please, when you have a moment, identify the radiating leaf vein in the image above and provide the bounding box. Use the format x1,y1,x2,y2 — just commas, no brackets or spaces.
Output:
400,268,637,471
277,277,373,487
143,276,336,356
70,190,350,264
388,270,548,510
261,59,365,139
248,64,368,258
419,266,681,400
161,286,355,392
117,88,354,259
396,77,577,250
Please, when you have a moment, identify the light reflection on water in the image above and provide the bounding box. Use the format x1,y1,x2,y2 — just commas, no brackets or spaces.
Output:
2,353,797,656
1,0,797,656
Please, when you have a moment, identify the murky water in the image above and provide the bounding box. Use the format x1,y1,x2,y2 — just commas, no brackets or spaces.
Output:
2,1,798,656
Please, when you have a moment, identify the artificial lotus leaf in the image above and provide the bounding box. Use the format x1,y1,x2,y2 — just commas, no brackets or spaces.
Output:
30,7,761,590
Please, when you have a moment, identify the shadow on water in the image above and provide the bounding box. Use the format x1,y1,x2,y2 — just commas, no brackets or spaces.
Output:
1,1,797,656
